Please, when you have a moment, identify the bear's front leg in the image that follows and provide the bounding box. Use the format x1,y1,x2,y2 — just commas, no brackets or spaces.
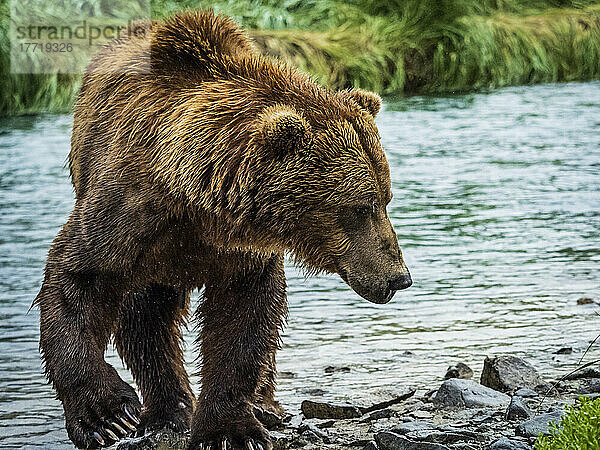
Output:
190,254,287,450
37,271,142,449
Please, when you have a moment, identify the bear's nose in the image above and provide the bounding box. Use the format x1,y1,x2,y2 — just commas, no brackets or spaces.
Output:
388,273,412,291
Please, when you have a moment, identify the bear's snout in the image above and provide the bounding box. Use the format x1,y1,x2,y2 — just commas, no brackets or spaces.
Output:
388,272,412,291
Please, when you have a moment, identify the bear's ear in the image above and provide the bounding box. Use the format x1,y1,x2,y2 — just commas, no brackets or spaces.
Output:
343,88,382,118
256,105,312,154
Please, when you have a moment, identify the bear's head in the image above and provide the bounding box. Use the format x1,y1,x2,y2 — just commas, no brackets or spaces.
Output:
246,88,411,304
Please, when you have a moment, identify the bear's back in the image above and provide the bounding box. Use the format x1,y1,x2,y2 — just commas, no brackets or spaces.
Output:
69,11,258,197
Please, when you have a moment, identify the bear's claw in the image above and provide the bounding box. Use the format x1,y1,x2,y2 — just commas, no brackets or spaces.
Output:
93,432,105,446
124,405,140,425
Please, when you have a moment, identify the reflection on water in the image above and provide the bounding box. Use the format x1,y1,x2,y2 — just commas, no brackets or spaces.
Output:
1,82,599,448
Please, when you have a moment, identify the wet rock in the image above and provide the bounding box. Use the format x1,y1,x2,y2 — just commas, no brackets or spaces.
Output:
577,297,595,305
409,410,433,420
489,437,532,449
324,365,351,373
278,371,296,379
444,363,473,380
433,379,510,408
392,421,437,434
271,431,293,450
355,388,417,414
564,366,600,380
363,441,380,450
117,428,188,450
534,382,556,396
516,409,564,438
254,406,285,430
298,422,330,444
506,396,531,421
302,388,326,396
315,420,336,428
301,400,361,419
574,378,600,394
513,388,538,398
375,431,450,450
361,408,394,422
481,356,543,393
391,421,485,445
553,347,572,355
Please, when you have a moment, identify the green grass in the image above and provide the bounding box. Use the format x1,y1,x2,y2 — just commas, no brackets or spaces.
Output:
2,0,600,115
536,397,600,450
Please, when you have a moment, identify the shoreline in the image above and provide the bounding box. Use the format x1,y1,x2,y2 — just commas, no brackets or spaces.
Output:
117,355,600,450
1,3,600,115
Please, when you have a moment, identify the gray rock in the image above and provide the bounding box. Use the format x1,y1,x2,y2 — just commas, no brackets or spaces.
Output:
489,437,532,449
301,400,361,419
506,396,531,421
375,431,450,450
356,388,417,414
444,363,474,380
553,347,572,355
392,421,484,445
516,409,564,437
577,297,595,305
117,429,188,450
433,379,510,408
253,405,284,430
271,431,292,450
481,356,543,393
297,423,330,443
392,421,437,434
361,408,394,422
564,366,600,380
574,378,600,394
514,388,538,398
324,365,351,373
533,382,556,396
363,441,380,450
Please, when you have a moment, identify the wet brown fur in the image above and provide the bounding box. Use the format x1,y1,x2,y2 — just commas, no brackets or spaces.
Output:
36,10,408,450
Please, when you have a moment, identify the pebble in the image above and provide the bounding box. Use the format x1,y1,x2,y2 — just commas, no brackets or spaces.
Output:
433,379,510,408
480,355,543,393
577,297,595,305
444,363,474,380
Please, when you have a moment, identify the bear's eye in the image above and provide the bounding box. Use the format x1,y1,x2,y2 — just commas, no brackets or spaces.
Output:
354,203,378,217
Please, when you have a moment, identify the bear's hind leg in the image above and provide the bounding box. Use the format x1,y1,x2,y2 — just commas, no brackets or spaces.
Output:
190,254,287,450
37,269,142,449
114,285,194,434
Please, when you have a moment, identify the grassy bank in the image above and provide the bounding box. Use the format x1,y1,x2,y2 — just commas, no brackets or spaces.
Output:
536,396,600,449
1,0,600,115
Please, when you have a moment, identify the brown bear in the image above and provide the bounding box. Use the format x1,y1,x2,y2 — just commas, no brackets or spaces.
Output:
35,10,412,450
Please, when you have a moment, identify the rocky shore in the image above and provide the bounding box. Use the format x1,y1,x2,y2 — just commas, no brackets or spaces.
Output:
118,355,600,450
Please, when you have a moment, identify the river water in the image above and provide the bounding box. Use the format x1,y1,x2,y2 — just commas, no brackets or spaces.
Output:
1,82,599,448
